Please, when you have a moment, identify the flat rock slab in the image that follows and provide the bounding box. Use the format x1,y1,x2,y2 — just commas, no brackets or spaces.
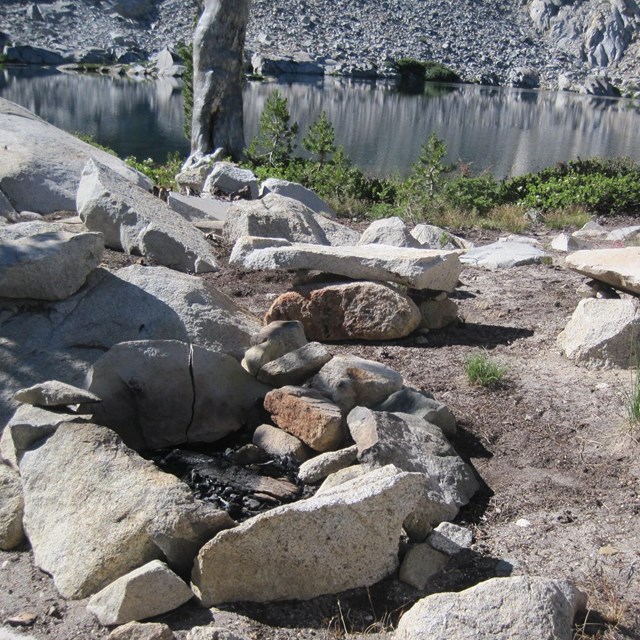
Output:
77,159,218,274
20,422,233,599
230,236,462,291
14,380,101,407
0,229,103,300
264,281,422,341
396,576,586,640
0,97,151,214
191,465,426,605
461,241,549,269
566,248,640,295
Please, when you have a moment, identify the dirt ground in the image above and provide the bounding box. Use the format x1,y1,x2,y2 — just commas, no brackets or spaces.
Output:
1,220,639,640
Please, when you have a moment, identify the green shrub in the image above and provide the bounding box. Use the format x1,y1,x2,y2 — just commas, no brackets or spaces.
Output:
124,151,184,189
442,175,502,215
422,61,461,83
465,352,507,388
500,157,640,216
392,58,460,84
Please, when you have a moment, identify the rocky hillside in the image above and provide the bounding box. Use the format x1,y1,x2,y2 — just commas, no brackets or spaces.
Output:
1,0,640,92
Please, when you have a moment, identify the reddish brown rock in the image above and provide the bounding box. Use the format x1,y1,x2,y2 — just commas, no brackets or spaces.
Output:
263,386,344,452
264,281,421,341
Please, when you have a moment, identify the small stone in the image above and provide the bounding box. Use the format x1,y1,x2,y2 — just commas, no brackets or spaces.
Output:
310,355,403,412
256,342,332,387
427,522,473,555
399,544,449,589
263,386,344,452
87,560,193,625
515,518,532,528
108,622,176,640
298,446,358,484
252,424,311,463
6,612,37,627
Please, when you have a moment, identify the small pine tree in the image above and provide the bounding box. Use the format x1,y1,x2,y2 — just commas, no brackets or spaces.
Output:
249,90,298,167
302,111,337,166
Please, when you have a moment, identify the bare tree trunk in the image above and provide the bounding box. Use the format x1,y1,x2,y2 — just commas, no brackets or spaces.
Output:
190,0,250,161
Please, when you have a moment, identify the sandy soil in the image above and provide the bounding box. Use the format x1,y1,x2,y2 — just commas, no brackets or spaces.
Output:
1,222,639,640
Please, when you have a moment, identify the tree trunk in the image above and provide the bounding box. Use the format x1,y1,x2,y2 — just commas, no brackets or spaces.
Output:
190,0,250,161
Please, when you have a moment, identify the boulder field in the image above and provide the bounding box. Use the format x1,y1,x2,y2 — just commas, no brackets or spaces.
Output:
5,100,640,639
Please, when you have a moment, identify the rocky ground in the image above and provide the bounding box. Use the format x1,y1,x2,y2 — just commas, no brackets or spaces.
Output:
1,0,640,92
1,220,639,640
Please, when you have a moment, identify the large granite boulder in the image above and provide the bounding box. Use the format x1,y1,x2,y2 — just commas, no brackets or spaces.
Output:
0,265,260,426
230,237,462,291
84,340,270,451
20,422,233,599
224,194,359,247
260,178,335,218
566,248,640,296
77,159,218,273
191,465,426,605
557,298,640,368
0,226,103,301
396,576,586,640
347,407,478,512
264,281,422,341
357,217,421,248
203,163,259,200
0,98,150,214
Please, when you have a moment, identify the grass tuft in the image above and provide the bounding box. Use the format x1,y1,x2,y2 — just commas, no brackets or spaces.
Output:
465,352,508,388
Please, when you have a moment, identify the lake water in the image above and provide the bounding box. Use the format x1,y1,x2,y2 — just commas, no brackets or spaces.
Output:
1,66,639,178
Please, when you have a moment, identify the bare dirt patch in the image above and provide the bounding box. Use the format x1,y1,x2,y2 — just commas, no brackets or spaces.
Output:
1,224,639,640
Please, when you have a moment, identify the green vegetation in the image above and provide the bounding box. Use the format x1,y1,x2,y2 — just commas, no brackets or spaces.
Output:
248,90,300,167
124,152,184,189
624,358,640,434
177,41,194,141
75,91,640,230
465,352,508,388
302,111,337,166
74,131,118,156
392,58,461,84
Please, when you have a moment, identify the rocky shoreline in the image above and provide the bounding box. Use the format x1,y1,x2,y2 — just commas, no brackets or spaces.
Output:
1,0,640,95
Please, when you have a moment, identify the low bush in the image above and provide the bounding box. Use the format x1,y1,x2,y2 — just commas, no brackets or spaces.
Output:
500,157,640,216
124,151,184,189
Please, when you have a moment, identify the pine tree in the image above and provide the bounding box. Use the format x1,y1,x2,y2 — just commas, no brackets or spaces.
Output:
302,111,337,166
249,90,298,167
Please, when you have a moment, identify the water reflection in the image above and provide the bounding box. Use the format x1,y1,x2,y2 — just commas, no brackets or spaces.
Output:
1,67,639,178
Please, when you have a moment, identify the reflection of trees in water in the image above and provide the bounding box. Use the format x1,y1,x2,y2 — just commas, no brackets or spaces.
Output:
1,68,639,176
244,78,640,178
